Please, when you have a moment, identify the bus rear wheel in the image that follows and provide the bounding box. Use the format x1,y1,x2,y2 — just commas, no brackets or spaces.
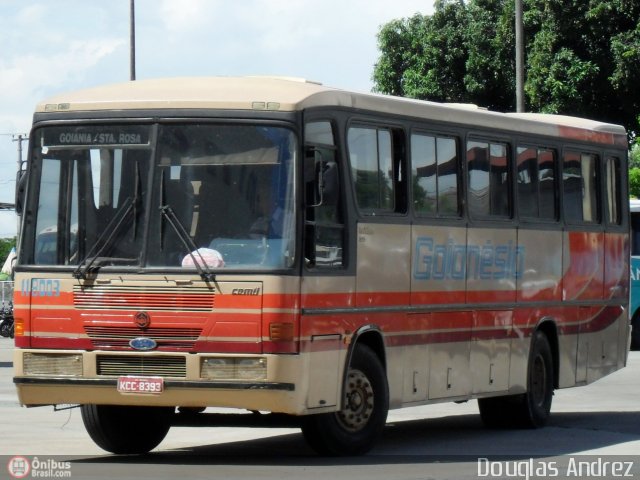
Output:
301,344,389,456
81,404,174,454
479,330,554,428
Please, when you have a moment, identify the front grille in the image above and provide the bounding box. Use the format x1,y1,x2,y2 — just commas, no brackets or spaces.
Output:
85,326,202,350
74,285,215,311
96,354,187,377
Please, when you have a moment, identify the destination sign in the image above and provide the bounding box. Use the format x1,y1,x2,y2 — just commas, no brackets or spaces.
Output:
41,126,150,147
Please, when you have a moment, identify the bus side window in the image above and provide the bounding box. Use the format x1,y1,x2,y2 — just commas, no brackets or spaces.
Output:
517,146,557,221
604,155,621,225
348,125,406,214
467,139,510,218
304,121,344,268
412,133,460,217
563,150,600,224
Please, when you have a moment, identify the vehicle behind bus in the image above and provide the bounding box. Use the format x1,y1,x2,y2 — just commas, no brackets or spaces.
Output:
630,199,640,349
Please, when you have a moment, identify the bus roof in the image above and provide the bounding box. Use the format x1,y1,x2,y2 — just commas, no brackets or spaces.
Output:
35,76,628,146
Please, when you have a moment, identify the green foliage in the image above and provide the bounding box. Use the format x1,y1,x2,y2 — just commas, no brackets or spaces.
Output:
631,117,640,168
374,2,472,103
0,238,16,271
629,167,640,198
373,0,513,109
631,139,640,169
373,0,640,135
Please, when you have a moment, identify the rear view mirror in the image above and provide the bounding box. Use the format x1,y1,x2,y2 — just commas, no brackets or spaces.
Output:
15,169,27,216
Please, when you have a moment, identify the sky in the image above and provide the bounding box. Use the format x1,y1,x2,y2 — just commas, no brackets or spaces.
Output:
0,0,435,239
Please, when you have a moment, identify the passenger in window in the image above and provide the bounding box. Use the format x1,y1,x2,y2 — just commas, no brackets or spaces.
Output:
250,204,284,239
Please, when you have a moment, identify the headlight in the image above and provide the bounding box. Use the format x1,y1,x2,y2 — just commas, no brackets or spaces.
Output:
201,357,267,381
23,353,83,376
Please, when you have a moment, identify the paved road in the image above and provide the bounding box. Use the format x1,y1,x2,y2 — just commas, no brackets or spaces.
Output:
1,337,639,479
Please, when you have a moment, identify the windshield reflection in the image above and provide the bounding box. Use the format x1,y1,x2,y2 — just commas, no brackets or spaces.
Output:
150,124,297,270
24,123,297,272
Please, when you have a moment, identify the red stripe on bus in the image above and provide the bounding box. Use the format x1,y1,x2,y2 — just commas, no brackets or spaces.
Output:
558,126,628,147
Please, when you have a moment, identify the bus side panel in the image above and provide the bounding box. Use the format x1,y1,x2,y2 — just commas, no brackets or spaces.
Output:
402,313,430,403
466,228,515,396
471,310,511,393
356,222,411,407
514,229,565,388
355,223,411,308
563,229,628,385
603,232,630,303
465,228,517,305
300,275,355,410
563,231,605,302
516,230,563,303
603,232,630,368
427,311,472,399
411,226,467,306
410,225,468,403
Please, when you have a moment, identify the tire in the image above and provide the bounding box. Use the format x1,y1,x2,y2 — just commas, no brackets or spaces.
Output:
0,321,10,338
479,330,554,429
81,405,174,454
631,314,640,351
301,344,389,456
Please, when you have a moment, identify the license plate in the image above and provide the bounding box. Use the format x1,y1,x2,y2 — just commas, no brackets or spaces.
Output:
117,376,164,394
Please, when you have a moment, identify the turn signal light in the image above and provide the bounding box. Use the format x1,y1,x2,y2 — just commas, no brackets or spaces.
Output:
14,317,24,337
269,322,294,341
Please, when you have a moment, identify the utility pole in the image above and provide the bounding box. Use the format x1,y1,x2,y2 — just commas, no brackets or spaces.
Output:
12,134,28,242
515,0,525,112
130,0,136,81
13,134,27,173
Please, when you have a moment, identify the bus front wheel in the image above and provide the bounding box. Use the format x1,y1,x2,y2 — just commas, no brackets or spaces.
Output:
301,344,389,456
479,330,554,428
81,404,174,454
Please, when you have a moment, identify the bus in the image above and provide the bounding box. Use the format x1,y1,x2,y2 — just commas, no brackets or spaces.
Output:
630,199,640,349
13,77,630,456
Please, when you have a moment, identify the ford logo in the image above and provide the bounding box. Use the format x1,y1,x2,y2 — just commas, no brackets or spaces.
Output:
129,337,157,351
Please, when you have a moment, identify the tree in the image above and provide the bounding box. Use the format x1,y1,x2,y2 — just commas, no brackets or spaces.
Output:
373,0,640,135
631,141,640,170
0,238,16,280
631,115,640,168
627,117,640,197
525,0,640,131
463,0,516,110
374,1,471,103
0,238,15,266
629,167,640,198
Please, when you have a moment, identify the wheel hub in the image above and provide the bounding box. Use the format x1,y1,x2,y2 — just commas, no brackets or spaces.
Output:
336,369,374,432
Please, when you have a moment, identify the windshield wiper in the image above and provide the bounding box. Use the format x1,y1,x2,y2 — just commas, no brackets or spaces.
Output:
73,162,143,279
159,204,216,283
73,196,137,279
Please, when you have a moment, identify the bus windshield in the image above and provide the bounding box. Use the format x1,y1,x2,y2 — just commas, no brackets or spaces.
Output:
24,123,297,271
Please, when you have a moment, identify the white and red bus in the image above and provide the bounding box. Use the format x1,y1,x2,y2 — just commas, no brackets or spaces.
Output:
13,77,630,455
